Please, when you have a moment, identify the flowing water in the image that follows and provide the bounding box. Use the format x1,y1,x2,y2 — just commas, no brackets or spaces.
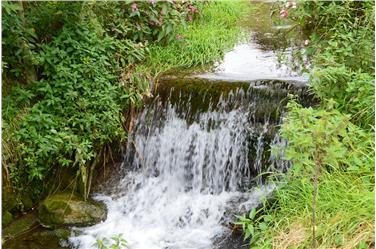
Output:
68,1,309,248
69,86,288,249
3,2,309,249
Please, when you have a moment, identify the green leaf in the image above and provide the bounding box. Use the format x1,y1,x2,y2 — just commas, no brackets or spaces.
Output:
258,222,268,231
249,208,257,220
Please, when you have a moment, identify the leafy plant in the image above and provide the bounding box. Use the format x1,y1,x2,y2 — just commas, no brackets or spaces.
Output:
95,234,127,249
276,1,374,128
4,21,147,198
242,102,374,248
235,207,273,247
236,208,258,241
86,1,200,44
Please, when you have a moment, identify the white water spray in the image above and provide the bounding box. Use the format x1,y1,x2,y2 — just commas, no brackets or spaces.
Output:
69,88,280,249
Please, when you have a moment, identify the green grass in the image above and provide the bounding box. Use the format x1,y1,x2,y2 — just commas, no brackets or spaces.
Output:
252,171,374,248
145,1,249,75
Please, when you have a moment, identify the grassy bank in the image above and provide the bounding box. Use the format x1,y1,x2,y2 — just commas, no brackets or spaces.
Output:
2,1,249,217
147,1,248,73
237,1,375,248
129,0,249,91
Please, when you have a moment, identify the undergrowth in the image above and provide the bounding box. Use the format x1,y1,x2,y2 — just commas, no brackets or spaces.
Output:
245,102,375,249
237,1,375,248
2,1,199,203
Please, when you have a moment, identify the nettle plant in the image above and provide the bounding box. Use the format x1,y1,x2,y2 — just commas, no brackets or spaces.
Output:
280,99,374,176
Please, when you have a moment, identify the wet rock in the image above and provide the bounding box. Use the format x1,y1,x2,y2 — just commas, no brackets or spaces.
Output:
2,212,39,241
38,192,106,227
38,228,71,240
213,231,246,249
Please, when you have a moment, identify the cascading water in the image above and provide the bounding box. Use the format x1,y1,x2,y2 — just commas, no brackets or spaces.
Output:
68,84,289,249
67,2,312,246
2,2,312,249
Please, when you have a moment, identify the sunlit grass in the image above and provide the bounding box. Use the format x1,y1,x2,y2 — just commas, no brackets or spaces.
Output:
146,1,250,74
252,169,375,248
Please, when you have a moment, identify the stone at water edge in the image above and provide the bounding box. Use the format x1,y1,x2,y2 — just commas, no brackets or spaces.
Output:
2,212,39,240
38,192,107,227
2,185,17,223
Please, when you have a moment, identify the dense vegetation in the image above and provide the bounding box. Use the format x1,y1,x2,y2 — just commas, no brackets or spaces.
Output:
3,1,373,248
2,0,247,218
238,1,374,248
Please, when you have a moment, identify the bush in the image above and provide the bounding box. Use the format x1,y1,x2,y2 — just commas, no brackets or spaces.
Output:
238,102,375,248
88,1,200,44
2,1,199,200
281,100,374,176
280,1,375,128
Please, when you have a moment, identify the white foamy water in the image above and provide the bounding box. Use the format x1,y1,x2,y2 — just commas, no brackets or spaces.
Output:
69,89,280,249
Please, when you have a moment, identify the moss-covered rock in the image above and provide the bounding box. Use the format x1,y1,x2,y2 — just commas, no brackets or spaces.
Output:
3,227,71,249
2,212,39,240
2,184,17,212
38,192,106,227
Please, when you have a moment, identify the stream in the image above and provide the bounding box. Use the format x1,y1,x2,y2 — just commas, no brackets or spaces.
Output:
4,1,309,249
70,85,286,249
69,1,308,249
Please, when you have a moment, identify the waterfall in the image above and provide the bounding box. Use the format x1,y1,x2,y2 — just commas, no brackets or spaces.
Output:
69,85,289,249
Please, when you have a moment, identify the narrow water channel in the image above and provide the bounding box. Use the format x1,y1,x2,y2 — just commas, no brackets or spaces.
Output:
69,2,307,249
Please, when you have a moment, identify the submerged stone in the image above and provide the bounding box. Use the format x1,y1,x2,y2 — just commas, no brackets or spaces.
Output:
38,228,71,240
38,192,106,227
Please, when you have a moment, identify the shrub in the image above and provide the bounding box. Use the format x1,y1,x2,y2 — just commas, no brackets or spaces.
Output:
2,1,199,199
